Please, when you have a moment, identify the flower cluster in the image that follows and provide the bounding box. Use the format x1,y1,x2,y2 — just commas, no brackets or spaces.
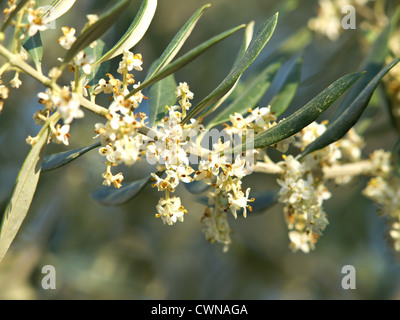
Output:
225,106,276,134
308,0,380,40
276,121,364,253
197,139,255,250
31,86,84,146
94,51,145,188
363,150,400,252
147,83,203,225
277,154,331,253
198,108,285,250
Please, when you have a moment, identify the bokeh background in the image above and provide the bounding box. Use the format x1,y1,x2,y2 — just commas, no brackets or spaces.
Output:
1,0,400,299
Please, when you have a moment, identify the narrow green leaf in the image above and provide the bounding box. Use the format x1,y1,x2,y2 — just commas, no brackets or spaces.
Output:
233,21,256,67
125,24,246,99
258,27,311,74
184,180,210,194
300,58,400,159
22,31,43,71
149,74,177,128
206,60,281,128
92,176,151,206
0,128,50,263
61,0,132,68
251,72,363,150
201,21,255,118
269,54,303,117
42,0,77,23
182,13,279,124
145,3,210,80
42,142,101,172
333,19,393,119
250,190,278,214
202,27,310,120
94,0,157,66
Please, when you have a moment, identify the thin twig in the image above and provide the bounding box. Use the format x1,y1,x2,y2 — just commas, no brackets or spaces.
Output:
253,160,373,179
0,43,109,116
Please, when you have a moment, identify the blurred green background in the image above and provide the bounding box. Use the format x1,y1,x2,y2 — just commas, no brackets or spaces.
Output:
0,0,400,299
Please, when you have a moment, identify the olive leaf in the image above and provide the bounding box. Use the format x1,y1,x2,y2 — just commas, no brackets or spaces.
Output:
148,74,177,128
182,13,279,124
300,58,400,159
94,0,157,66
145,3,210,80
42,0,77,23
269,53,303,117
125,24,246,99
61,0,132,68
250,71,363,150
0,128,50,263
201,21,255,118
42,142,101,172
22,31,43,72
249,190,279,214
184,180,210,194
92,176,151,206
206,60,281,129
332,16,394,119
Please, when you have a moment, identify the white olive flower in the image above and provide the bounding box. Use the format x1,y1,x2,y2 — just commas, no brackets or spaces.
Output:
227,188,253,218
102,171,124,189
27,8,48,36
0,84,9,112
86,14,99,25
10,76,22,88
369,149,392,177
289,231,311,253
58,27,77,50
166,166,194,184
338,128,364,162
151,173,175,192
175,82,194,100
117,50,143,73
246,106,276,130
52,124,70,145
155,196,187,225
74,51,95,74
93,78,113,95
389,222,400,252
274,135,295,153
52,87,84,124
229,113,248,131
278,155,304,178
0,85,9,100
